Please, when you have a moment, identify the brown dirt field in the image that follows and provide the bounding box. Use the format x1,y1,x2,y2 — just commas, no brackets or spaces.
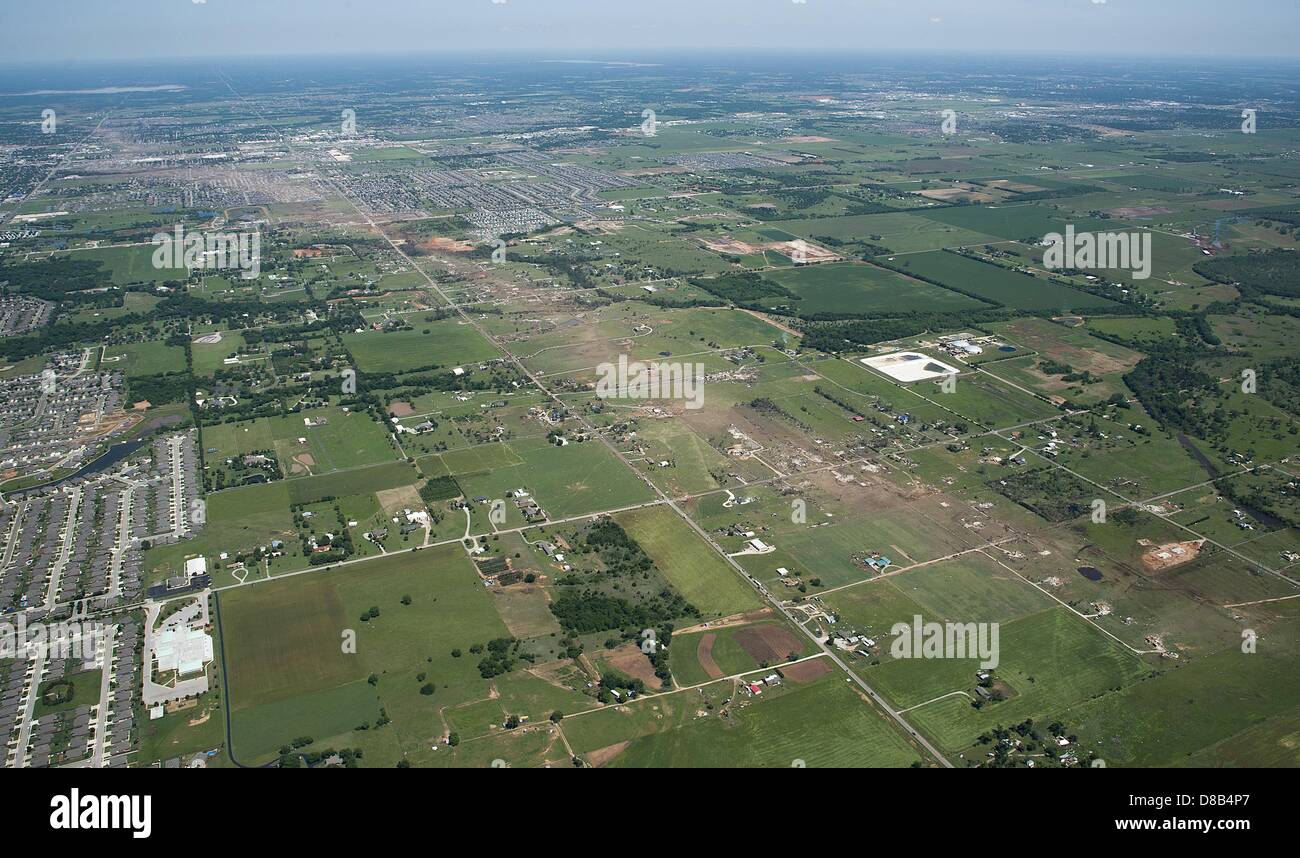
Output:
417,236,476,253
982,179,1047,193
1076,123,1135,138
915,187,996,203
989,679,1018,700
696,633,724,679
769,240,840,263
493,584,562,638
388,401,416,417
586,741,629,767
1141,539,1205,572
376,484,422,515
734,624,803,663
779,658,832,684
574,219,625,233
781,135,836,144
698,235,758,255
603,643,664,689
1000,319,1138,376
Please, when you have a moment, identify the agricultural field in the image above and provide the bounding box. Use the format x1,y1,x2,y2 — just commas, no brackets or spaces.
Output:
887,250,1118,311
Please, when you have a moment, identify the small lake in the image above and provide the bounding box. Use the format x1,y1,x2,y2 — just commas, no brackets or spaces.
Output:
6,439,147,498
1077,566,1103,581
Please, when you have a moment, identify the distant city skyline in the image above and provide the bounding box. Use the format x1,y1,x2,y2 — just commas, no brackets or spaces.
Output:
2,0,1298,64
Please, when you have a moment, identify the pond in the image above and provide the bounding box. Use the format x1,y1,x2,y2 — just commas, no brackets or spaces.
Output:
1077,566,1103,581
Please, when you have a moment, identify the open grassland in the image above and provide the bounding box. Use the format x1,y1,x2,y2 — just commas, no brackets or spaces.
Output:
219,545,530,763
870,607,1151,754
266,407,399,476
564,669,925,767
453,437,656,520
616,505,761,617
343,321,502,373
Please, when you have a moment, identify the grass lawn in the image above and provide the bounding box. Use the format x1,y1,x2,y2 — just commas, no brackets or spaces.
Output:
343,321,501,373
218,545,514,764
872,607,1150,753
267,407,400,476
563,669,924,768
454,438,656,520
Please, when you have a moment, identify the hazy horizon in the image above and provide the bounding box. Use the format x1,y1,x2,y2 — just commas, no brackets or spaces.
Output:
2,0,1298,64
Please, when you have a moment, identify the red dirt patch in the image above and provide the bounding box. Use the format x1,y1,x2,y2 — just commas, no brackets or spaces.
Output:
1140,538,1205,572
696,633,723,680
778,658,831,684
603,643,664,690
417,236,476,253
734,624,803,663
586,741,629,767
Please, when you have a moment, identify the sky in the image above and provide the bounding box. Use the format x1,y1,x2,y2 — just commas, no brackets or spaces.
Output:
2,0,1298,64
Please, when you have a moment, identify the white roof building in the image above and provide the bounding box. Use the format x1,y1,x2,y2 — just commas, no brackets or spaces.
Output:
154,626,214,676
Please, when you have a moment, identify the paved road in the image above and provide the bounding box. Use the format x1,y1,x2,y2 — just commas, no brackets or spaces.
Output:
107,484,133,599
43,486,82,610
89,624,117,768
10,652,44,768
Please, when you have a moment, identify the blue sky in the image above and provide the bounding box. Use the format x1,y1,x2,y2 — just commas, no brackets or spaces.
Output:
2,0,1298,63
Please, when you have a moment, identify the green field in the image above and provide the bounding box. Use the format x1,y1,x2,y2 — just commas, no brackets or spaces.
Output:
617,505,760,617
562,670,925,768
871,608,1151,753
343,321,502,373
266,407,399,476
762,261,988,315
887,250,1118,311
219,545,517,763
